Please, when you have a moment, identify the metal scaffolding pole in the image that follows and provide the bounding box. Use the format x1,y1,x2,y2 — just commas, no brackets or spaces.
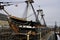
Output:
27,34,29,40
40,32,42,40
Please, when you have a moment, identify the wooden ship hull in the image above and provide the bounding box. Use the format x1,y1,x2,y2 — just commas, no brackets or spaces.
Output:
0,16,57,40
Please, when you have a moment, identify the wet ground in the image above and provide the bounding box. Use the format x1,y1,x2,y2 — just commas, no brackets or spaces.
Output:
57,35,60,40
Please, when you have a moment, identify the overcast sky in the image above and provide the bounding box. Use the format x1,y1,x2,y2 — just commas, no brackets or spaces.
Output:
0,0,60,26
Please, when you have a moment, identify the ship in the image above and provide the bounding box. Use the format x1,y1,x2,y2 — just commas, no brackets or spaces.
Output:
0,0,58,40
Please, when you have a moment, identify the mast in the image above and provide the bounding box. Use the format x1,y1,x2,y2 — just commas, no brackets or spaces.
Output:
54,21,57,32
25,0,41,25
37,8,47,26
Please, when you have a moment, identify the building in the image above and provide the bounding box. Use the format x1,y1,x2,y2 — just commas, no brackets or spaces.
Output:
0,13,8,26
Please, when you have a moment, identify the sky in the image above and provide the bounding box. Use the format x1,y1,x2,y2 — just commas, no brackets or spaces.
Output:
0,0,60,26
